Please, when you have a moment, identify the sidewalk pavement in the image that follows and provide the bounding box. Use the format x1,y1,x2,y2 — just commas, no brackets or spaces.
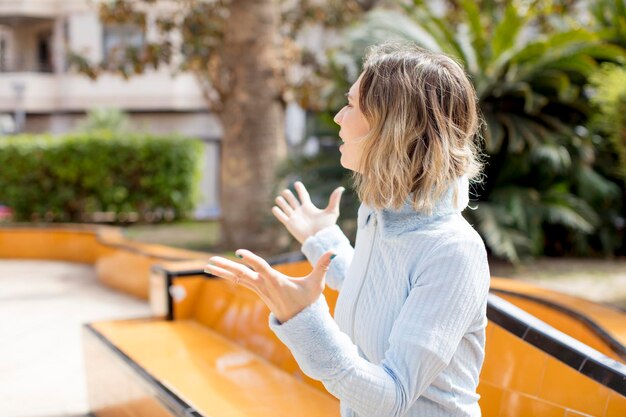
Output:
0,260,151,417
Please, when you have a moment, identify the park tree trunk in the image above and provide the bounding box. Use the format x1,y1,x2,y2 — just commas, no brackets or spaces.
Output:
89,0,384,252
218,0,287,252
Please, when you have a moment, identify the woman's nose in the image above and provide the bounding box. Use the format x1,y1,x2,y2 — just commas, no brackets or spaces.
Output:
333,108,344,125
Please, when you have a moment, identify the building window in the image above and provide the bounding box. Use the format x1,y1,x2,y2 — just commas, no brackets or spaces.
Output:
37,30,53,72
0,37,6,72
102,23,144,64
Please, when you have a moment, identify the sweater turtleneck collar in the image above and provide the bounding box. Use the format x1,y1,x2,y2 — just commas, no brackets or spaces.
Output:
358,176,470,237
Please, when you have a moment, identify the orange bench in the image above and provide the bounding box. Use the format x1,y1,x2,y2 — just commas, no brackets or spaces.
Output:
85,256,626,417
84,256,340,417
1,225,623,416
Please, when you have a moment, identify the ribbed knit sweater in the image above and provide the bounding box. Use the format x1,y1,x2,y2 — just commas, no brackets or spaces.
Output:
269,177,490,417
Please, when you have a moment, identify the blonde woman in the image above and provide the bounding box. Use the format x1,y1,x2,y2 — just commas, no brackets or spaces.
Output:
205,44,490,417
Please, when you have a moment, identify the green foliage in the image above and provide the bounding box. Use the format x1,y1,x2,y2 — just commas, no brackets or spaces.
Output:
589,64,626,180
590,0,626,48
304,0,626,262
580,63,626,255
0,131,203,223
76,108,132,133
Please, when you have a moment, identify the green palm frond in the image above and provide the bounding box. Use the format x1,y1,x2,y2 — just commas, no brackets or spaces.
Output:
458,0,484,72
323,0,626,261
491,3,526,62
590,0,626,47
540,186,599,233
576,165,621,200
347,9,442,54
482,111,505,154
465,203,533,263
530,144,572,174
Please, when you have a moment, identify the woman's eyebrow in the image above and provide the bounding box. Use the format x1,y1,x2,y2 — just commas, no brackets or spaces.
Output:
345,93,353,101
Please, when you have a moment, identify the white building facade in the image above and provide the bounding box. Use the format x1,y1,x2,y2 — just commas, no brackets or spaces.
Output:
0,0,227,218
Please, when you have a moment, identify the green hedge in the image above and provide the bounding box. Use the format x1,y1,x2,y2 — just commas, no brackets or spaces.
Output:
0,130,203,223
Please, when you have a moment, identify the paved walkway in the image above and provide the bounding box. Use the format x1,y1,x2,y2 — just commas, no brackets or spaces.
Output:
491,258,626,309
0,260,151,417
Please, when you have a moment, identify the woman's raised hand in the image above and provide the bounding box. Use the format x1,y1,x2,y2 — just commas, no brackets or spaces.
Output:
204,250,335,323
272,181,345,244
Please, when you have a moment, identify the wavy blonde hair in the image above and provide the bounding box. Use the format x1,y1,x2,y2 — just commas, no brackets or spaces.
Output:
354,43,483,213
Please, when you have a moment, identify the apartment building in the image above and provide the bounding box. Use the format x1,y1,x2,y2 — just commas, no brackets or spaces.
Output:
0,0,224,217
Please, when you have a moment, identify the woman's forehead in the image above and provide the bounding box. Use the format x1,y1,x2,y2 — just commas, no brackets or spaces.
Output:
349,74,364,98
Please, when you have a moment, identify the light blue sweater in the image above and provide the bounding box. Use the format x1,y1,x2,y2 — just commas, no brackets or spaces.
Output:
269,177,490,417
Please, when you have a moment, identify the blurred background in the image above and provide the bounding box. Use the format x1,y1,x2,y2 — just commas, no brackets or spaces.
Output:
0,1,625,416
0,0,624,301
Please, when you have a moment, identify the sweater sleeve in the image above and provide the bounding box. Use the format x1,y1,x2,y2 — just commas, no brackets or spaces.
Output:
301,224,354,291
269,236,489,417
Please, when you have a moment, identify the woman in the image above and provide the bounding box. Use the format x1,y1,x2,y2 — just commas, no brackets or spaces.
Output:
205,43,490,417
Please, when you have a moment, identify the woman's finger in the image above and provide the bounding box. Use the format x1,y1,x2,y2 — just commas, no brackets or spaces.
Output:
204,262,238,281
282,189,300,209
204,263,258,291
294,181,311,204
272,206,289,224
234,249,275,279
275,196,294,215
205,256,258,285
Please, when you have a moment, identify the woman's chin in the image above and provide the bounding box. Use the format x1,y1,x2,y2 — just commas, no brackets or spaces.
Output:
339,158,356,172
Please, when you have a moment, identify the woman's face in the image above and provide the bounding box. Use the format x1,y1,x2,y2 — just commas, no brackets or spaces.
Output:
334,74,371,172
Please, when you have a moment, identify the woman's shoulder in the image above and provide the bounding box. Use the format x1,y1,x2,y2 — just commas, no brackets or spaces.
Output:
403,215,490,289
402,212,484,250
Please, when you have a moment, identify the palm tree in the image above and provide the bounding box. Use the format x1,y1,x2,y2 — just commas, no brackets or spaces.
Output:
336,0,626,261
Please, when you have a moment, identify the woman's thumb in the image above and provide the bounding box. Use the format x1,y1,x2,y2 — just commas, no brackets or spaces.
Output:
326,186,345,212
309,251,336,284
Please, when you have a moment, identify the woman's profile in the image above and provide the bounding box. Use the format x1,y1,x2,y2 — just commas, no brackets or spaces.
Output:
205,43,490,417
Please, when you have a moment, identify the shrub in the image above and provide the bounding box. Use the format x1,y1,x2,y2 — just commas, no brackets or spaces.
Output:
0,130,203,223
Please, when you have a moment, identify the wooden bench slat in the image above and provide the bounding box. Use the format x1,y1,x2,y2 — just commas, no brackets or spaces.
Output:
91,319,340,417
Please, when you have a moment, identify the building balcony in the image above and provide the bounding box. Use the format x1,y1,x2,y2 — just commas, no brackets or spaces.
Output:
0,68,208,113
0,58,53,73
0,0,60,22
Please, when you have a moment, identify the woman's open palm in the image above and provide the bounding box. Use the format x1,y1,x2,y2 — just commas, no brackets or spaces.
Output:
205,250,335,323
272,181,345,244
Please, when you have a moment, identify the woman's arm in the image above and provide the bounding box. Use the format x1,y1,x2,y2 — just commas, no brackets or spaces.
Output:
269,236,490,417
